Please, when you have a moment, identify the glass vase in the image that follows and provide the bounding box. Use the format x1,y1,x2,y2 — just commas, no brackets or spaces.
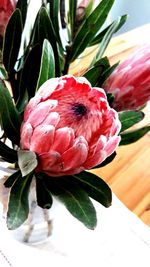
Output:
0,166,53,244
11,186,53,244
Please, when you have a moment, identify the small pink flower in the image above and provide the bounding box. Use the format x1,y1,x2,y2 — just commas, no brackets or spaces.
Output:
76,0,99,23
0,0,16,37
20,75,121,177
103,45,150,111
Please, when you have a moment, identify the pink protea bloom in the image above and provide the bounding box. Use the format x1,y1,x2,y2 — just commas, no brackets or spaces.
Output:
20,75,121,177
103,45,150,111
0,0,16,37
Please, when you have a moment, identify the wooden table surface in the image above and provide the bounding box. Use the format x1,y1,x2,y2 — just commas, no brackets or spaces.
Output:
70,23,150,227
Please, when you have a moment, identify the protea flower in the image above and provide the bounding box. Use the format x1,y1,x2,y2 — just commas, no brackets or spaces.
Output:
20,75,121,177
0,0,16,37
103,45,150,111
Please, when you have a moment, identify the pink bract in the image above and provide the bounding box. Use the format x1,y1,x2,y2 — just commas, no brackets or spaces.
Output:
20,75,121,177
103,45,150,111
0,0,16,37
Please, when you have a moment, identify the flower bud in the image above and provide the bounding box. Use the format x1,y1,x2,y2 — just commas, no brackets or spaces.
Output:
20,75,121,177
103,45,150,111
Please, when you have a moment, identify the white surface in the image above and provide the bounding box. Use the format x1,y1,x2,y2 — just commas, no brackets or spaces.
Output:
110,0,150,35
0,194,150,267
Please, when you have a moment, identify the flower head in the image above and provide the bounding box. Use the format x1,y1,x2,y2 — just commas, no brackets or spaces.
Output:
20,75,121,177
0,0,16,37
103,45,150,111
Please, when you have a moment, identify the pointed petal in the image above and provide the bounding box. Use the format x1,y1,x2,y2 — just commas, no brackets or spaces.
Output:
43,112,60,127
38,151,61,172
24,95,41,122
20,123,33,149
61,136,88,171
30,125,55,154
28,100,57,128
84,136,107,169
51,127,75,154
104,136,120,157
37,78,59,100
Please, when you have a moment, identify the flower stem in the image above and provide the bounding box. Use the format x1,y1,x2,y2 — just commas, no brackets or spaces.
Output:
63,45,72,75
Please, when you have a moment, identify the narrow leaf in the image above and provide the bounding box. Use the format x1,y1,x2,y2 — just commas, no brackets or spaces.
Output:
0,66,8,80
73,171,112,207
0,140,17,163
16,0,28,27
83,57,110,86
119,110,145,133
84,65,103,86
49,0,63,48
120,126,150,145
90,18,123,65
7,172,33,230
3,9,23,73
68,0,77,40
31,7,61,76
35,173,53,209
18,150,38,177
36,39,55,90
106,93,115,107
90,14,128,46
4,170,21,188
0,80,21,145
16,44,42,112
85,0,95,18
99,62,119,86
69,0,115,62
45,177,97,229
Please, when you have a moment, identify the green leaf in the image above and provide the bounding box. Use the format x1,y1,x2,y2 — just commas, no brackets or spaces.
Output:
106,93,115,107
69,0,115,62
49,0,63,48
85,0,95,17
18,150,38,177
90,14,128,46
99,62,119,86
84,65,102,86
120,126,150,145
16,0,28,27
36,39,55,90
16,44,42,112
0,66,8,80
83,57,110,86
30,7,61,76
0,80,21,145
4,170,21,188
73,171,112,208
45,177,97,229
119,110,145,133
3,9,23,73
68,0,77,40
7,172,33,230
84,57,118,87
35,173,53,209
90,17,124,65
0,140,17,163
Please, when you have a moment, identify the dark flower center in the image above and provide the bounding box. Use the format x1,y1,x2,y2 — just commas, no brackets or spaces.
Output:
71,103,88,118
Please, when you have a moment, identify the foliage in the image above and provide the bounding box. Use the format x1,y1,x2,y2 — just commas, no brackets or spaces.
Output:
0,0,149,230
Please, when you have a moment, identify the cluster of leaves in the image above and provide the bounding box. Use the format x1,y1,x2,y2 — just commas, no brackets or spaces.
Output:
0,0,149,230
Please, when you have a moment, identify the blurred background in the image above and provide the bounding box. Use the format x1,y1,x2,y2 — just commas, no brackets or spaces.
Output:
110,0,150,35
26,0,150,35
